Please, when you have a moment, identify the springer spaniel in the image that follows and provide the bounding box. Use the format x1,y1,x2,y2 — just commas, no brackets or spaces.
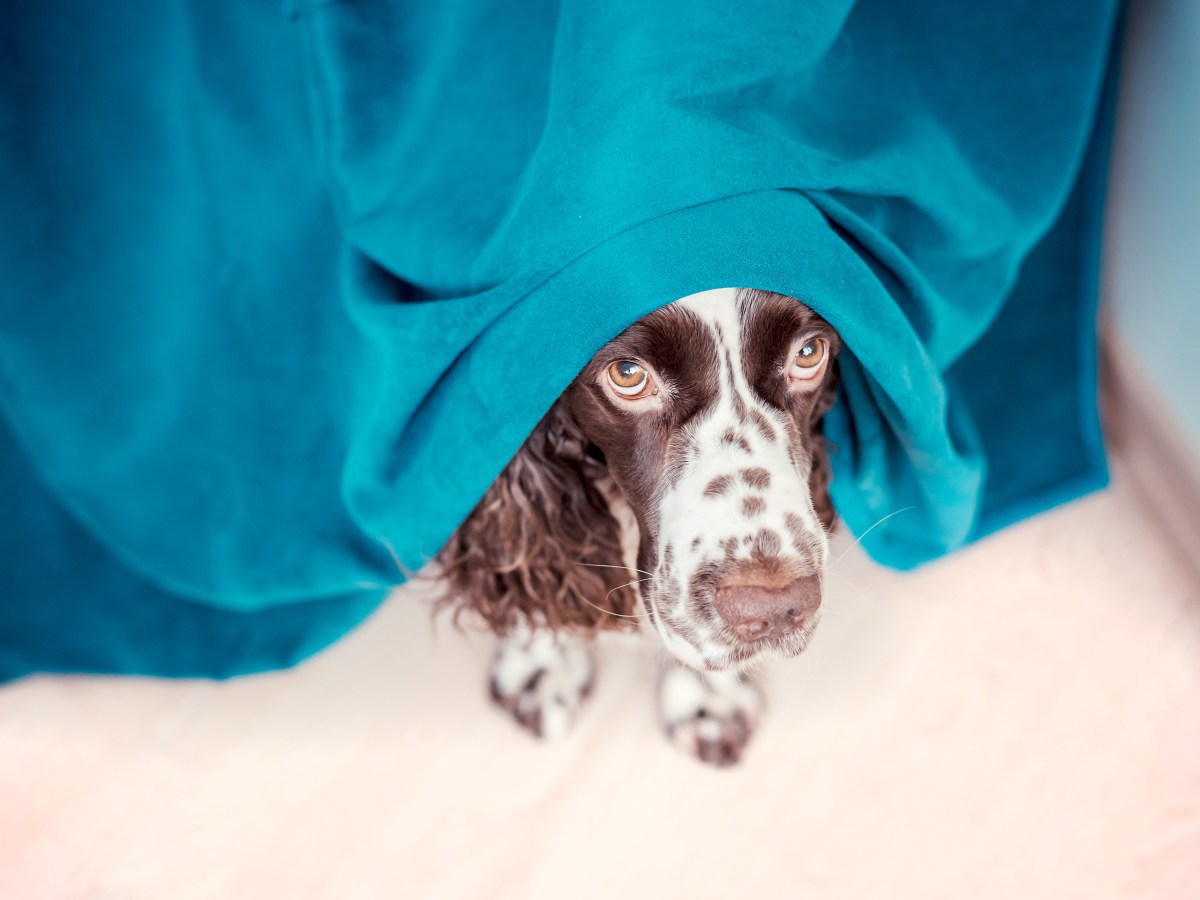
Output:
437,287,841,766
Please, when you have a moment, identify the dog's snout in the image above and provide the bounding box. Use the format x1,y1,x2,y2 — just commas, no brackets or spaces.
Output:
713,575,821,641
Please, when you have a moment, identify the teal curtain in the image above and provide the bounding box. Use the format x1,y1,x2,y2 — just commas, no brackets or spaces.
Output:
0,0,1121,678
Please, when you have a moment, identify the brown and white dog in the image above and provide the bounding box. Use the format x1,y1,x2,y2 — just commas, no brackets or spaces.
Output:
436,287,841,766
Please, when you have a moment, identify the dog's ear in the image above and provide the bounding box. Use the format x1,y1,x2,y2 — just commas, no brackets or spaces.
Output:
436,401,638,634
808,366,839,533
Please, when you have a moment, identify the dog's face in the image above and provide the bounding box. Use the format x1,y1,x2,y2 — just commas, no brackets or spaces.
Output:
566,288,841,671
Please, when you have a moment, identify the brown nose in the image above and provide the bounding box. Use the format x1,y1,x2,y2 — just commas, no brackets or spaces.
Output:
713,575,822,641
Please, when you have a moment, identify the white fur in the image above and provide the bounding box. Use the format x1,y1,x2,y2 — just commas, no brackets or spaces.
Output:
659,664,763,765
490,625,593,740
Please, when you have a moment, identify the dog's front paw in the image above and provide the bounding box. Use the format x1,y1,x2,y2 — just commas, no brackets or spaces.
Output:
489,628,594,740
660,666,763,767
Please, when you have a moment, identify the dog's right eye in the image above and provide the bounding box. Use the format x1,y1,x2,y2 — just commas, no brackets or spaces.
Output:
606,360,653,398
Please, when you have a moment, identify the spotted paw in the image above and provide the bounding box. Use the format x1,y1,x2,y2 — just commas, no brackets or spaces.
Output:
489,628,594,740
660,665,762,767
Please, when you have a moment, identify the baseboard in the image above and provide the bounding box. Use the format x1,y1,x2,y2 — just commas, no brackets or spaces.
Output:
1100,324,1200,584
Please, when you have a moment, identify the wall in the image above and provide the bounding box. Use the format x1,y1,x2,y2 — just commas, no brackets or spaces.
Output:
1104,0,1200,457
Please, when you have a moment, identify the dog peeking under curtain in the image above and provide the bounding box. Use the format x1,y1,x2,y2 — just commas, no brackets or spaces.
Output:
0,0,1120,730
438,287,842,765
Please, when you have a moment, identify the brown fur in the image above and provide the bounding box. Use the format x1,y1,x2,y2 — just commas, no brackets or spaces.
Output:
435,403,640,634
807,362,839,532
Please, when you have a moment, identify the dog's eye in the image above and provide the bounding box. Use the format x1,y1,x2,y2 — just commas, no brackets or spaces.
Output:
606,360,653,398
790,339,828,381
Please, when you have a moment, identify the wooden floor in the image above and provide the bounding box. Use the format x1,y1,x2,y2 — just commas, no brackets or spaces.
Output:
2,467,1198,899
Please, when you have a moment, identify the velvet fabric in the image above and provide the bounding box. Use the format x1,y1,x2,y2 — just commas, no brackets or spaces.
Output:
0,0,1121,678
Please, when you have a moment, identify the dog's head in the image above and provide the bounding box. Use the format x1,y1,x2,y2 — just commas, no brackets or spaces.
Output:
440,288,840,672
565,288,839,669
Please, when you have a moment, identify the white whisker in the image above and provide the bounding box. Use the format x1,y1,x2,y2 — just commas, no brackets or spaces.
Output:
823,569,866,601
577,576,654,621
573,561,655,578
828,506,916,569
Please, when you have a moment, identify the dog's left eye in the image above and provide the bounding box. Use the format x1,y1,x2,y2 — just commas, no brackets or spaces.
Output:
606,360,654,398
790,338,828,382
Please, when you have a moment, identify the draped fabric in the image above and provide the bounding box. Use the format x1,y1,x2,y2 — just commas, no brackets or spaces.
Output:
0,0,1121,678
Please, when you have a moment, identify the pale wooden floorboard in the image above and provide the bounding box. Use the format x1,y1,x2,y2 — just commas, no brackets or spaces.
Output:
1,469,1198,899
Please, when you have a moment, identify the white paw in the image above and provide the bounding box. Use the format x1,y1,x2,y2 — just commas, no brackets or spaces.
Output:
660,666,763,767
489,628,594,740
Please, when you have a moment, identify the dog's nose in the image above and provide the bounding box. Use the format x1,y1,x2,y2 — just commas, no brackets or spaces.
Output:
713,575,822,641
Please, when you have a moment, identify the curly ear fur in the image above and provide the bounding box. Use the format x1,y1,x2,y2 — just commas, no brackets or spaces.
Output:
808,364,839,534
435,401,639,635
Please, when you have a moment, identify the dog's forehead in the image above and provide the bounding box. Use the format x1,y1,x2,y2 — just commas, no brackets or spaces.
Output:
609,289,828,367
633,289,830,352
735,288,830,339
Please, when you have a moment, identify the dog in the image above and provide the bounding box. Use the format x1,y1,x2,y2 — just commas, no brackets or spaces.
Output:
436,287,841,766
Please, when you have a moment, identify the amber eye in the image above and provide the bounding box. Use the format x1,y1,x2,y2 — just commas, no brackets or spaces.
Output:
606,359,653,398
790,338,828,381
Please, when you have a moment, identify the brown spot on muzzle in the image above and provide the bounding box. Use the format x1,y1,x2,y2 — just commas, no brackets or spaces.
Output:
705,474,733,497
741,496,766,517
785,512,806,539
785,511,821,552
720,429,752,454
747,408,777,444
740,467,771,490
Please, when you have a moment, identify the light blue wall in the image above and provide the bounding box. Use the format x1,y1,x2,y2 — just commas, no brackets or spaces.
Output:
1105,0,1200,453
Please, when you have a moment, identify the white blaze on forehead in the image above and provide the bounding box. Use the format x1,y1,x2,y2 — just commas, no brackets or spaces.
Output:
676,288,747,386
